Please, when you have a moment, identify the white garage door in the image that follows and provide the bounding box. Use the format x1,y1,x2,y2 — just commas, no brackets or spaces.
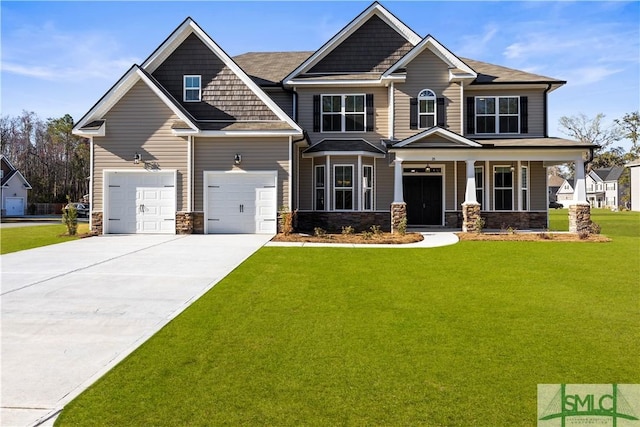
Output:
5,197,24,216
205,171,277,234
106,171,176,234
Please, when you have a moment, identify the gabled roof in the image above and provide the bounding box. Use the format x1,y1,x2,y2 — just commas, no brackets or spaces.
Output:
556,179,575,195
548,174,566,188
591,166,625,182
302,138,386,157
75,18,303,137
284,2,421,84
383,35,477,81
234,51,313,85
392,127,482,149
1,155,32,189
73,65,199,135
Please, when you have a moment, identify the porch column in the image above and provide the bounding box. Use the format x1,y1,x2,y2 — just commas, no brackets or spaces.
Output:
462,160,481,233
393,159,404,203
570,158,591,233
391,159,406,233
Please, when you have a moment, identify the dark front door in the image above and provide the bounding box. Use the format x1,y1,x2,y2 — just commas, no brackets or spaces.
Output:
403,175,442,225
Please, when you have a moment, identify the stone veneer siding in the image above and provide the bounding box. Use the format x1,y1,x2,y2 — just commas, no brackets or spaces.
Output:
462,204,481,232
91,211,103,235
296,211,391,233
569,204,591,233
390,203,407,234
446,210,548,230
176,212,205,234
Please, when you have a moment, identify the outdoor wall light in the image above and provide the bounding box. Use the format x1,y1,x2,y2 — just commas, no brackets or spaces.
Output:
425,164,431,172
234,153,242,165
134,153,142,164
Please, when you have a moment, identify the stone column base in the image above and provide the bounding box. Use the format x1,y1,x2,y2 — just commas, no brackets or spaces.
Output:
569,204,591,233
462,203,481,232
391,202,407,234
91,211,103,235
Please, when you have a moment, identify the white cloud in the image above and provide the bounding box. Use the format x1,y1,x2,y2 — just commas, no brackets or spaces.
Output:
455,24,499,58
1,22,140,82
565,66,624,86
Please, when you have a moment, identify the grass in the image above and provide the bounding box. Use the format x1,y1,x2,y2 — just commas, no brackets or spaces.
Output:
0,223,90,254
56,210,640,426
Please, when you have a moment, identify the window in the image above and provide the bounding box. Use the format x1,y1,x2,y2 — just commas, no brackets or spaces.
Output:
315,165,325,210
184,75,201,102
475,96,519,134
322,95,365,132
334,165,353,210
606,182,616,190
418,89,436,128
494,166,513,210
363,165,373,210
521,166,528,210
475,166,484,208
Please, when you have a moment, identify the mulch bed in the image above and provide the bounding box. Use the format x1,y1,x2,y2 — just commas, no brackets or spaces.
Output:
272,232,424,244
456,232,611,242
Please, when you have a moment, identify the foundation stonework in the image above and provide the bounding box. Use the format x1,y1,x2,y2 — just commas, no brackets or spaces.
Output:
462,203,481,232
391,203,407,234
295,211,391,233
176,212,205,234
569,204,591,233
91,211,103,235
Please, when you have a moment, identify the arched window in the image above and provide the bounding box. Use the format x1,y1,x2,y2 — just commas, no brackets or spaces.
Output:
418,89,436,128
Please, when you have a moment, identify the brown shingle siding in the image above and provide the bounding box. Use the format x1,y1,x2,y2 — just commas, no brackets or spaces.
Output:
152,34,279,121
308,15,413,74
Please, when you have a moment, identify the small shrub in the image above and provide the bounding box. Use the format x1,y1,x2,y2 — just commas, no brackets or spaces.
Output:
313,227,326,238
370,225,382,236
341,225,355,235
396,217,407,236
538,229,553,240
590,221,601,235
62,196,78,236
279,208,295,236
506,226,517,235
474,216,485,234
361,231,373,240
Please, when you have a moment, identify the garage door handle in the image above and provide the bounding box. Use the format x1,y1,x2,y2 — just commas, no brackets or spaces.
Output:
139,204,145,213
239,204,244,213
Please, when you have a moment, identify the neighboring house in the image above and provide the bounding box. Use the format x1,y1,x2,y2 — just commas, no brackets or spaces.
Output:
586,167,626,209
1,155,32,217
556,179,575,207
625,159,640,211
73,2,594,235
548,174,565,203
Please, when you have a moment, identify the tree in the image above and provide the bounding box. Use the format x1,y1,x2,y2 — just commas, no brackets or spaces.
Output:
614,111,639,158
559,113,623,170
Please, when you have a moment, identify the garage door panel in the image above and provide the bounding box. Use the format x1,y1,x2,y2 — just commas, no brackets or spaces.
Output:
205,172,277,234
106,172,175,235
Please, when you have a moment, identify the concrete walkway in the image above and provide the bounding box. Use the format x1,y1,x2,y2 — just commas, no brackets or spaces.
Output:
266,230,459,248
1,234,271,427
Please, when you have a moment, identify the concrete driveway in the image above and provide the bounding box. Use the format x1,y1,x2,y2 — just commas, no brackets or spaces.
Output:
1,234,272,427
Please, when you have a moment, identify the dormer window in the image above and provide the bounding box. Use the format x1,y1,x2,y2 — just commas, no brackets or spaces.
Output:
418,89,436,128
184,75,201,102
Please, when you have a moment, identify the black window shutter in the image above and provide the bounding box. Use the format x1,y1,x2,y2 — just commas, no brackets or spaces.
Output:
466,97,475,134
313,95,321,132
410,98,418,130
366,94,374,132
520,96,528,134
437,97,445,127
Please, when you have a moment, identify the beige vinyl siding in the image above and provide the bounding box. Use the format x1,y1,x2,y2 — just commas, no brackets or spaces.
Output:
375,158,394,210
394,49,461,140
92,80,188,211
465,89,545,138
298,149,313,210
193,137,289,211
444,162,456,210
296,86,389,142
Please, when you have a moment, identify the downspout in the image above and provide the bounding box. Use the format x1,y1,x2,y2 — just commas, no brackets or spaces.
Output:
543,83,553,137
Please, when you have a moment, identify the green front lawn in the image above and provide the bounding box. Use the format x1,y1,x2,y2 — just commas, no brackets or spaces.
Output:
1,223,90,254
57,211,640,426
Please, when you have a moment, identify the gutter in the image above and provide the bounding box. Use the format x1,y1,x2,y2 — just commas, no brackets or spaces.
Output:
543,83,553,137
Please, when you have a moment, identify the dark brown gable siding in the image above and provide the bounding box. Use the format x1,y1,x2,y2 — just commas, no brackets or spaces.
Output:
152,33,279,121
308,15,413,73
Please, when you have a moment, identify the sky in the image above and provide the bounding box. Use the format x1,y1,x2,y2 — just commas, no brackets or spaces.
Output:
1,1,639,150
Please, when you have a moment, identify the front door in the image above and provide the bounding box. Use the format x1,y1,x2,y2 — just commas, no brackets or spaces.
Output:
403,175,442,225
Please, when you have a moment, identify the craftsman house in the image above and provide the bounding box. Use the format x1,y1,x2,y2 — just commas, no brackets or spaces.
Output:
73,2,594,235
